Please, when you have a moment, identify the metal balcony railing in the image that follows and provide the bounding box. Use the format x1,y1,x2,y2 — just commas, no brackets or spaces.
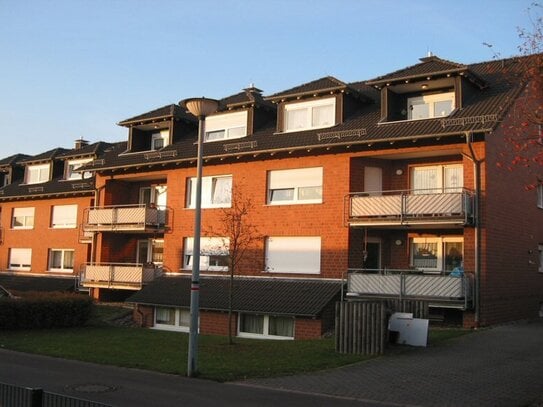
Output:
83,204,169,232
79,263,163,290
346,268,473,309
347,188,474,226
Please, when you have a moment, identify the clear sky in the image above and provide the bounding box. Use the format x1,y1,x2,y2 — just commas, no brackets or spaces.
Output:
0,0,534,157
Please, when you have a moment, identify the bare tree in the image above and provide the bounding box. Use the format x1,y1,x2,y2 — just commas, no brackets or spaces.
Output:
206,185,261,344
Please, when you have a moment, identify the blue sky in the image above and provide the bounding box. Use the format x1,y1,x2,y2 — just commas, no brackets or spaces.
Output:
0,0,533,157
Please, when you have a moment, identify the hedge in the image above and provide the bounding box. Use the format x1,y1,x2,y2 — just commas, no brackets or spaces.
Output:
0,293,93,329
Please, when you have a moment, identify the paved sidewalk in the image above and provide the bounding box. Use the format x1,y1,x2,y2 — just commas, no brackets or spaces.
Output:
239,320,543,407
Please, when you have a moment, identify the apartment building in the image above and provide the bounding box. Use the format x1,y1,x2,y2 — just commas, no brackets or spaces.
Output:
1,54,542,339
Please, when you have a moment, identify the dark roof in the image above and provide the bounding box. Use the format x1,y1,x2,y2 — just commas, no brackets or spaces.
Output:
0,154,30,168
57,141,115,159
118,104,196,126
19,148,70,164
366,55,486,88
84,54,537,172
0,274,76,294
126,276,342,317
218,87,275,111
267,76,349,100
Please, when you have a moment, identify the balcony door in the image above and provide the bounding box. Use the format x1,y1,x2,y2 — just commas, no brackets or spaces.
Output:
137,239,164,265
411,164,463,194
364,167,382,196
139,185,167,209
363,238,381,270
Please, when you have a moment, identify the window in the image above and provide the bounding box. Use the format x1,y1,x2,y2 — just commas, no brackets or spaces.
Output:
51,205,77,228
238,314,294,339
137,239,164,265
25,163,50,184
12,207,35,229
186,175,232,208
184,237,229,272
139,185,167,209
411,164,463,194
66,158,92,180
9,248,31,270
48,249,74,272
410,237,463,272
151,130,169,150
265,236,321,274
537,184,543,209
154,307,191,332
408,92,455,120
283,97,336,132
268,167,323,205
204,111,247,142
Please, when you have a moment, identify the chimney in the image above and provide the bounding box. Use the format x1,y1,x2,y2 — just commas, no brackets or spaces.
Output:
75,138,89,150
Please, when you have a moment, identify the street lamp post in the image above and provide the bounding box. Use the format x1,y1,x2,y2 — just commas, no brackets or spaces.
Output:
179,97,219,377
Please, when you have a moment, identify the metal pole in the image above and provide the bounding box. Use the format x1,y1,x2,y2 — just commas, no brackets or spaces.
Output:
188,115,205,377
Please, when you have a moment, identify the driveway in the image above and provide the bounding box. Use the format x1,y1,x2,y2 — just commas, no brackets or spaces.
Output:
239,320,543,406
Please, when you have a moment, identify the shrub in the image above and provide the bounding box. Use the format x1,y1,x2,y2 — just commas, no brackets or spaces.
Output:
0,293,93,330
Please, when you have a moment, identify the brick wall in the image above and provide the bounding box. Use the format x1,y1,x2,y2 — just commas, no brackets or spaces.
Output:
295,318,323,340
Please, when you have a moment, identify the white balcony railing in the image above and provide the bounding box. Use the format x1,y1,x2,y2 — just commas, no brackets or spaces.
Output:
347,188,474,226
80,263,162,290
346,269,473,309
83,204,168,232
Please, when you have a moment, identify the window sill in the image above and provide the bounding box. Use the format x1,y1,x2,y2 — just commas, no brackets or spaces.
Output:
265,200,323,207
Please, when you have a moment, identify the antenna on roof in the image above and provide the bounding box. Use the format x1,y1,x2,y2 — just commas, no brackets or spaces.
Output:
427,49,433,57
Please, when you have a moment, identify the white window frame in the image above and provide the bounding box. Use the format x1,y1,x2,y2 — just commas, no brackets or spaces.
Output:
48,249,74,272
153,307,191,332
204,111,248,142
151,129,169,150
237,313,294,340
283,97,336,132
408,92,455,120
411,164,463,194
12,207,35,229
9,248,32,271
265,236,321,274
267,167,323,205
51,204,78,229
186,175,232,209
66,158,92,180
410,236,463,273
25,163,51,184
183,237,229,272
537,184,543,209
137,238,164,265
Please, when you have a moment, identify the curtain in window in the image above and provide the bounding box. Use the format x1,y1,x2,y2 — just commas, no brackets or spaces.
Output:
412,242,438,269
412,167,438,194
178,309,190,327
444,241,463,271
444,166,463,192
50,250,63,268
240,314,264,334
269,316,294,337
312,104,334,127
63,250,74,269
156,308,175,325
285,108,307,130
211,177,232,204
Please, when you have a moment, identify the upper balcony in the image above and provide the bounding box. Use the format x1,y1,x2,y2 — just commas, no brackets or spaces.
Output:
83,204,170,233
346,188,474,227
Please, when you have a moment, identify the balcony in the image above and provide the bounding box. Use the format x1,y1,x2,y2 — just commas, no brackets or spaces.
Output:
346,269,473,309
80,263,163,290
347,188,474,227
83,204,169,233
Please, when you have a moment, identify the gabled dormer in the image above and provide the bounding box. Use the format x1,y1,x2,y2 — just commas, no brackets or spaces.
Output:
0,154,30,187
202,86,276,143
266,76,372,134
118,104,196,153
57,139,114,181
366,55,486,123
20,148,68,185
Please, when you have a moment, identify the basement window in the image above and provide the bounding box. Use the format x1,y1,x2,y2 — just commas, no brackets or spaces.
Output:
238,314,294,340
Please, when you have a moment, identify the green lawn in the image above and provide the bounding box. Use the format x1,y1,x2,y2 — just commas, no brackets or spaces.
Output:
0,305,471,382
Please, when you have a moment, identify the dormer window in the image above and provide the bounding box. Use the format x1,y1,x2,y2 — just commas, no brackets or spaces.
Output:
408,92,455,120
204,111,247,142
26,163,50,184
66,158,92,180
283,97,335,132
151,130,169,150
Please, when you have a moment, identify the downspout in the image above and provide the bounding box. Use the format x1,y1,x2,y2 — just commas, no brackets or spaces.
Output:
464,131,482,328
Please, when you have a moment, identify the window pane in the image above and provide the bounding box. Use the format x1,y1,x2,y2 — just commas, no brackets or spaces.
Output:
444,242,463,271
412,242,438,269
285,108,308,131
240,314,264,334
227,126,246,138
270,188,295,202
156,308,175,325
63,251,74,269
298,186,322,200
211,177,232,204
269,316,294,337
444,166,463,192
205,130,226,141
178,309,190,327
312,104,334,127
412,167,438,194
50,251,62,268
434,100,453,117
410,102,429,119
